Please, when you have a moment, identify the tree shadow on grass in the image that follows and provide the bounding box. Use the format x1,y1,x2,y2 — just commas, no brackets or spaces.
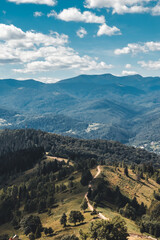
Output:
84,210,92,213
128,175,151,188
70,222,87,227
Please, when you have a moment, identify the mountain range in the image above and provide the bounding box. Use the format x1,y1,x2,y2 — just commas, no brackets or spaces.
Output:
0,73,160,151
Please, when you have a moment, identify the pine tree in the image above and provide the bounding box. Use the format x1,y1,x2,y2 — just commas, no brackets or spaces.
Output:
29,233,35,240
80,169,93,186
79,229,88,240
80,199,88,212
35,225,41,238
60,213,67,227
124,166,128,177
48,227,54,235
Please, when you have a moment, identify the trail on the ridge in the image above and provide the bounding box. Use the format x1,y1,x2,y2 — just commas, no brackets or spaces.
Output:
85,166,158,240
85,165,109,220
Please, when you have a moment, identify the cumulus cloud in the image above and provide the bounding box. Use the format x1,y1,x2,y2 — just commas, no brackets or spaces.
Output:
47,8,105,23
0,24,112,73
114,41,160,55
0,24,25,40
125,64,131,69
97,23,121,36
138,60,160,69
84,0,154,14
122,70,138,75
8,0,56,6
151,2,160,15
76,27,87,38
34,11,43,17
14,49,113,73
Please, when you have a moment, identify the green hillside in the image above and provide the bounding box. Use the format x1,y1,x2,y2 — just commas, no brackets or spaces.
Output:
0,130,160,240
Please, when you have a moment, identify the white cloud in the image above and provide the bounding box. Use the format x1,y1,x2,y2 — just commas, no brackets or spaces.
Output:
151,3,160,15
15,77,60,83
122,70,138,75
97,23,121,36
0,24,25,40
138,60,160,69
114,41,160,55
34,11,43,17
0,24,112,74
14,49,113,73
125,64,131,69
8,0,56,6
35,77,60,83
84,0,153,14
76,27,87,38
48,8,105,23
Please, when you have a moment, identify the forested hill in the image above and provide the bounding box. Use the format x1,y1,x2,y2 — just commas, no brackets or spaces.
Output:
0,129,159,167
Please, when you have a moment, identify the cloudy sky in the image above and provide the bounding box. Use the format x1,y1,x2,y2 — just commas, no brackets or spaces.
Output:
0,0,160,82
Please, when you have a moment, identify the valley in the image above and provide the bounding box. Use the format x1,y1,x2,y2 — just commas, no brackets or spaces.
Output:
0,74,160,152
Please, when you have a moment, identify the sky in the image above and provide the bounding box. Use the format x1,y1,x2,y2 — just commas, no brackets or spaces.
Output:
0,0,160,83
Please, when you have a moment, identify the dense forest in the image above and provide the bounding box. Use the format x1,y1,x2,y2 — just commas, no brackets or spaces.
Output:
0,129,159,169
0,147,44,178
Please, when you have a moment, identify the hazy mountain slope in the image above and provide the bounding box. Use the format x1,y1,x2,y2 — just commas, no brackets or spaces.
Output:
0,74,160,147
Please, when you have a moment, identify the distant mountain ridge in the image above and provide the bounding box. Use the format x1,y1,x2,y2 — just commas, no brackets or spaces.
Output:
0,73,160,151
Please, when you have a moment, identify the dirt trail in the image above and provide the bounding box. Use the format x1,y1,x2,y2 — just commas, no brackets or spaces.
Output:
93,165,101,179
85,166,158,240
85,165,109,220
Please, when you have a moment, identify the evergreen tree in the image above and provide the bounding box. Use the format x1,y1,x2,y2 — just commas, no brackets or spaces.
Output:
80,199,88,212
35,225,41,238
48,227,54,235
44,228,49,235
87,187,92,199
80,170,93,186
79,229,88,240
29,233,35,240
61,234,79,240
124,166,128,177
60,213,67,227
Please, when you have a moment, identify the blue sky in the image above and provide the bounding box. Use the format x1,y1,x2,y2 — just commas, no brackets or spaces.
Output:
0,0,160,82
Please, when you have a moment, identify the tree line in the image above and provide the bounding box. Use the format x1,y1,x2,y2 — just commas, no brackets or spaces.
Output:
0,129,159,169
